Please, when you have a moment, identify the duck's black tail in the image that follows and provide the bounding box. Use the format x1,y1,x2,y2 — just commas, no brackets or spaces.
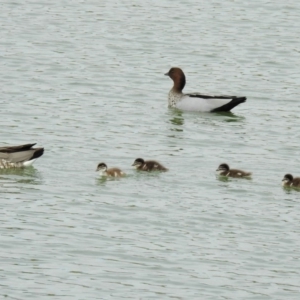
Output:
211,97,246,112
30,148,44,160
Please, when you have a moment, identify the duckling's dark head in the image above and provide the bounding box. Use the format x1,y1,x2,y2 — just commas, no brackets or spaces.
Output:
96,162,107,172
283,173,293,182
217,163,230,172
132,158,145,167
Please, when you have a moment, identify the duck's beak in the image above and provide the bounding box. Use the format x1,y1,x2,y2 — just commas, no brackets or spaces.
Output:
132,163,136,166
164,72,169,76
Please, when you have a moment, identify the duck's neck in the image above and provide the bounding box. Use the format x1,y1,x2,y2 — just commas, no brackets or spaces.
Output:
168,74,186,106
172,74,186,93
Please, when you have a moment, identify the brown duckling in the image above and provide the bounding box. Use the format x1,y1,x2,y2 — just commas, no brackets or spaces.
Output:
216,163,251,178
96,162,125,177
282,174,300,188
132,158,168,172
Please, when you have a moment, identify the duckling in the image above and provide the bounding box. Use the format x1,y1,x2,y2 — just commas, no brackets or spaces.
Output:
132,158,168,172
216,163,251,178
282,174,300,188
96,163,125,177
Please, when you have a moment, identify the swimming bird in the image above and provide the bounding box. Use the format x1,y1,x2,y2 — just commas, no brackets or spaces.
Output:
216,163,251,178
0,143,44,169
282,174,300,188
165,67,246,112
96,162,125,177
132,158,168,172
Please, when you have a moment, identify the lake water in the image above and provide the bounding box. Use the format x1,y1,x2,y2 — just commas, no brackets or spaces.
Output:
1,1,300,299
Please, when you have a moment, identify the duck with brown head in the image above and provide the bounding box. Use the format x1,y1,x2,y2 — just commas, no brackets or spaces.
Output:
165,67,246,112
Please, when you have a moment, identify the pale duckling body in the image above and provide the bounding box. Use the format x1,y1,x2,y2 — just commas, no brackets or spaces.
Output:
96,163,125,177
282,174,300,188
165,67,246,112
132,158,168,172
0,143,44,169
216,163,251,178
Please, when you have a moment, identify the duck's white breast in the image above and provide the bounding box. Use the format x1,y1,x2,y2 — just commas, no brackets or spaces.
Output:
168,90,182,107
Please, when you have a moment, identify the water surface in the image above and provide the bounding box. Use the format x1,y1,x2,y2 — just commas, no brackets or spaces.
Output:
1,1,300,299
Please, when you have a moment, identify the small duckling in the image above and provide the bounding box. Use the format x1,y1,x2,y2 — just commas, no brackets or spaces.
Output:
216,163,251,178
132,158,168,172
96,162,125,177
282,174,300,188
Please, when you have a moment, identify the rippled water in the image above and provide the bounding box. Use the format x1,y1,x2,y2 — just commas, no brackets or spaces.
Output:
1,1,300,299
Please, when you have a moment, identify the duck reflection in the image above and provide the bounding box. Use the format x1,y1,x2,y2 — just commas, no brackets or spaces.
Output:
168,109,184,132
0,167,42,185
214,111,245,122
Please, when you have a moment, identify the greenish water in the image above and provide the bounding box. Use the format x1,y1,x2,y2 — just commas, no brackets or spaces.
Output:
1,1,300,299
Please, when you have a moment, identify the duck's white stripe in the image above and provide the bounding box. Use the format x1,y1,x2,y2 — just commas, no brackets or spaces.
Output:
22,159,36,167
176,95,233,112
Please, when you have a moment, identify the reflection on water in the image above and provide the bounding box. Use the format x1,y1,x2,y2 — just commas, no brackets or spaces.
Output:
96,175,117,185
0,166,39,177
282,186,300,193
168,107,245,130
0,167,42,187
214,111,246,122
168,109,184,127
216,175,230,182
216,175,252,182
96,174,129,186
